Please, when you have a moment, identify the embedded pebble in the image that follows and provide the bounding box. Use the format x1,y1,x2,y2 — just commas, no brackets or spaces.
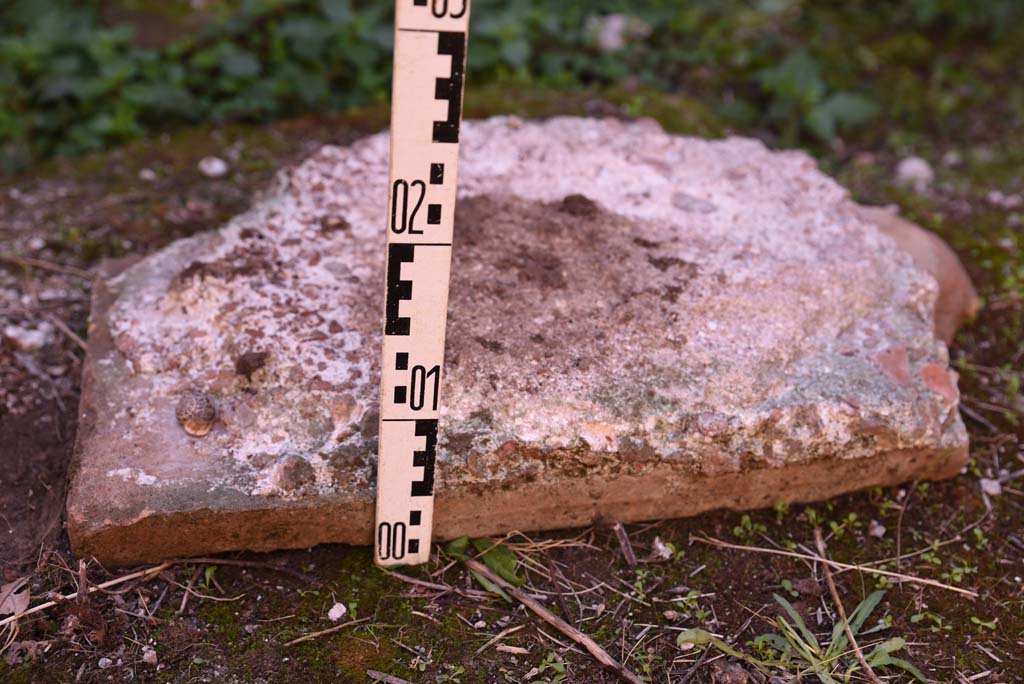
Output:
175,391,216,437
868,520,887,538
896,156,934,192
327,602,347,622
198,156,230,178
3,323,53,352
980,478,1002,497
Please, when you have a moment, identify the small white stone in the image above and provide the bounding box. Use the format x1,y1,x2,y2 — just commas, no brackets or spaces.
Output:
649,535,673,560
98,657,113,669
585,14,652,52
867,519,886,538
987,190,1023,210
27,236,46,251
138,168,158,182
980,478,1002,497
895,157,934,192
327,602,347,622
940,150,962,167
198,156,230,178
3,323,53,351
473,620,487,629
141,646,158,665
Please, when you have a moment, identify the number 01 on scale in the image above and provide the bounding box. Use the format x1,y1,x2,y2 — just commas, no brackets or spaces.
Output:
374,0,470,567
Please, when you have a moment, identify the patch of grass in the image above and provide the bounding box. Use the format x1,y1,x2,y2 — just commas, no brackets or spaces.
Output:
679,590,926,682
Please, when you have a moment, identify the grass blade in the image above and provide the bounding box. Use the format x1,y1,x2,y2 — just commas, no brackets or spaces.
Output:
773,593,820,654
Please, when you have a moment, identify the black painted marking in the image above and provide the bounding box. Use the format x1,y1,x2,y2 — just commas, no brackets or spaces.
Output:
432,32,466,144
395,352,409,370
410,419,438,497
410,510,422,525
396,242,451,246
427,204,441,224
408,539,420,553
394,386,408,404
414,0,427,5
385,243,415,336
430,163,444,185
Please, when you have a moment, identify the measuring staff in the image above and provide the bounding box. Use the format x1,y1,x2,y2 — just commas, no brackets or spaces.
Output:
374,0,471,567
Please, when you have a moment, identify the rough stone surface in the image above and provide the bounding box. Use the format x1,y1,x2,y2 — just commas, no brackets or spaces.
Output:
855,205,978,343
68,117,970,566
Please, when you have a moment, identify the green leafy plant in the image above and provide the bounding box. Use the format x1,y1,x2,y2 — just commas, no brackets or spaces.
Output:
528,651,567,684
828,513,861,539
970,616,997,632
436,664,466,683
445,536,525,601
673,588,712,622
3,0,1023,172
201,565,218,591
757,50,879,142
733,514,767,541
677,590,926,683
910,611,951,633
773,501,790,524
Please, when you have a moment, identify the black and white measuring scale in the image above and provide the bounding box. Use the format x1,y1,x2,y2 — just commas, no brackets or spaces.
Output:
374,0,470,567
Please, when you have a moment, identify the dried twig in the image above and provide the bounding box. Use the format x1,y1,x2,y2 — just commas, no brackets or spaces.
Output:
464,557,644,684
856,512,989,570
177,568,202,615
960,404,1000,432
382,570,453,593
612,521,638,567
2,555,301,631
167,557,321,585
677,644,713,684
497,643,529,655
504,530,597,554
895,481,917,572
0,253,94,280
76,560,88,605
0,562,172,630
45,313,87,352
475,624,525,655
284,617,371,647
692,536,977,598
164,576,243,604
815,528,882,684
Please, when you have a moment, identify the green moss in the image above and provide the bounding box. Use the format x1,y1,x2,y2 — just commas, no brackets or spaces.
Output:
200,600,245,645
0,663,35,684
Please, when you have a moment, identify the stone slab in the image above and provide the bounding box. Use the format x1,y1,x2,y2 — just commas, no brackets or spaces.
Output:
68,117,969,566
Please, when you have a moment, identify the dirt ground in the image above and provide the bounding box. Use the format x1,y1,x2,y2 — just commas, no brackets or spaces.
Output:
1,89,1022,683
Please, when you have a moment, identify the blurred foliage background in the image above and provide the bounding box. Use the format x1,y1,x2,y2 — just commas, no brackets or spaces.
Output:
1,0,1022,174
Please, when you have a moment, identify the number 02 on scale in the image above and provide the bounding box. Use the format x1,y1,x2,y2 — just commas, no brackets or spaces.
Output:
374,0,470,567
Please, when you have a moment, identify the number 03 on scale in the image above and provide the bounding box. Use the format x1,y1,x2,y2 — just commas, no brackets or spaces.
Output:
374,0,470,567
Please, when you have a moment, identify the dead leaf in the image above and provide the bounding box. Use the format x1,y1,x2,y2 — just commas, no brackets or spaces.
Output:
0,579,30,616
